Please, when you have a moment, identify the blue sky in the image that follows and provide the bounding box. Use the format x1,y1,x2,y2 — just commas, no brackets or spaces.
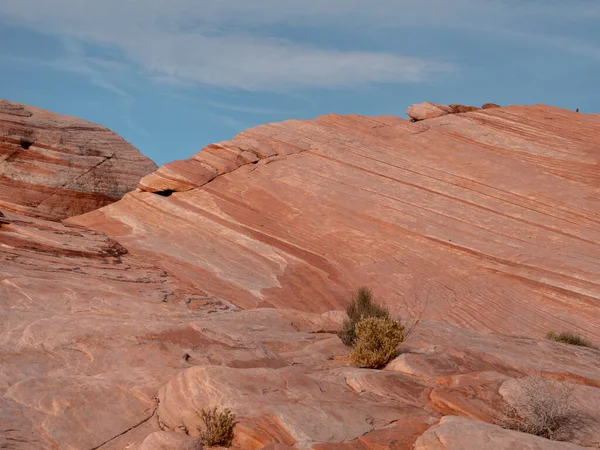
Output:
1,1,599,165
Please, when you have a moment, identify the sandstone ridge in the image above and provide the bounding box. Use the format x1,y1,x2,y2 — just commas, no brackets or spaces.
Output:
406,101,500,121
0,99,157,220
73,105,600,339
2,102,600,449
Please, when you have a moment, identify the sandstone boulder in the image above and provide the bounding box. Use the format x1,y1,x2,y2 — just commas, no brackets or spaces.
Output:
0,99,157,220
406,102,453,121
414,416,586,449
482,103,501,109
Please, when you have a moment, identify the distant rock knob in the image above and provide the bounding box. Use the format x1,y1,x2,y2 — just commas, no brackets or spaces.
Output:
406,102,453,121
449,104,480,113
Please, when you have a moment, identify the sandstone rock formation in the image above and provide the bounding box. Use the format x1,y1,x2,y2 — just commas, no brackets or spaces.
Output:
406,102,453,121
482,102,501,109
72,105,600,341
414,416,587,450
137,431,203,450
407,102,502,121
449,104,480,113
0,99,157,220
2,103,600,449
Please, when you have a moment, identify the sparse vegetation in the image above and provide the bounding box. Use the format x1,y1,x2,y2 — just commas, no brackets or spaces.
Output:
338,287,390,347
349,316,405,368
498,375,589,442
197,406,237,447
545,331,596,349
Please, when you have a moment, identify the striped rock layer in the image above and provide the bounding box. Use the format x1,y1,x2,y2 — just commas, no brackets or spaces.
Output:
72,105,600,339
0,99,157,220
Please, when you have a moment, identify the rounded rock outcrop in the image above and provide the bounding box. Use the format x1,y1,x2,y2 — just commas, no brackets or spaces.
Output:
0,98,157,220
406,102,453,121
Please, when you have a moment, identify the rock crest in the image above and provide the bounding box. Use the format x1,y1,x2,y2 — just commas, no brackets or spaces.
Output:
0,99,157,220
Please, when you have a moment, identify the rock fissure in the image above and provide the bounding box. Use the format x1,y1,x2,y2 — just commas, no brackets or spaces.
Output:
88,404,158,450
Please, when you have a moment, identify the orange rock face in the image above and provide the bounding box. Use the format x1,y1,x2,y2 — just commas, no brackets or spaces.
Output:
72,105,600,341
0,99,157,220
2,103,600,449
482,103,501,109
449,104,480,113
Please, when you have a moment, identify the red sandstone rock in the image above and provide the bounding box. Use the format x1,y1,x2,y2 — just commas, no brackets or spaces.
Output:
0,210,8,226
406,102,453,121
414,416,586,449
137,431,203,450
72,105,600,342
449,104,480,113
482,102,501,109
3,104,600,449
0,99,157,220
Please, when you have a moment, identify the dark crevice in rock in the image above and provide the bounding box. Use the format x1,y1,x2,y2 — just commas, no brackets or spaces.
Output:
0,210,9,227
19,137,35,150
154,189,175,197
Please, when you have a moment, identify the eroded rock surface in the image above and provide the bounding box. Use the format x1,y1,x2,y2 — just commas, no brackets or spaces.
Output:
0,99,157,220
71,106,600,341
414,416,587,450
2,104,600,449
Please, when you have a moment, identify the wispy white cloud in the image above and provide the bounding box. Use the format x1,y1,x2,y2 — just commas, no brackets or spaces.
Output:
0,0,597,91
0,0,456,90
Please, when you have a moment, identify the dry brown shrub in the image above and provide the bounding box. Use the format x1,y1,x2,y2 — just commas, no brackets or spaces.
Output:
349,316,404,369
197,406,237,447
498,375,590,442
338,287,390,347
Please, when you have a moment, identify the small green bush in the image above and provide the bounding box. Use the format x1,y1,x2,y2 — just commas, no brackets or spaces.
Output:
197,406,237,447
338,287,390,347
350,317,405,368
545,331,596,349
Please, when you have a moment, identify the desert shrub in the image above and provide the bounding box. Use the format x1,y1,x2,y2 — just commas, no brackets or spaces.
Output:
338,287,390,347
350,316,405,368
545,331,596,349
498,375,589,442
197,406,237,447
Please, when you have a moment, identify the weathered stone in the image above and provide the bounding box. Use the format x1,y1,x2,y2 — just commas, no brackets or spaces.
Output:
0,98,157,220
137,431,203,450
71,105,600,343
449,104,480,113
414,416,586,449
406,102,453,121
3,104,600,449
482,103,501,109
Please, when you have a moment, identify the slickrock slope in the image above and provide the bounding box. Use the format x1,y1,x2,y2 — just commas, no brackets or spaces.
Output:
3,207,600,449
72,105,600,340
0,99,157,220
3,103,600,449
